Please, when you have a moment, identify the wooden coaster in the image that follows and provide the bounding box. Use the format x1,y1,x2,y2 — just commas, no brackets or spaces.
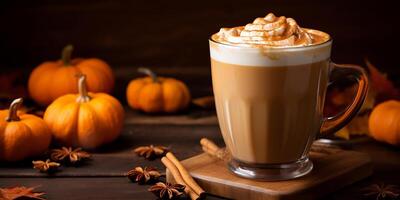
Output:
166,146,372,200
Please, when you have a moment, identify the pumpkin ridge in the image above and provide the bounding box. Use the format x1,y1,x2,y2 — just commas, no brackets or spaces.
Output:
3,121,33,161
52,100,81,147
140,83,164,113
162,81,182,112
76,103,101,148
72,101,81,147
126,79,147,109
136,83,146,108
17,121,34,146
87,97,119,143
175,80,191,107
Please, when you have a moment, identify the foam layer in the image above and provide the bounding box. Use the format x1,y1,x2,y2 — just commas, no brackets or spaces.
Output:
209,39,332,67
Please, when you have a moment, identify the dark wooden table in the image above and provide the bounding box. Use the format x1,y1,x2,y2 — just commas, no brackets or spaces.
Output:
1,110,400,200
1,67,400,200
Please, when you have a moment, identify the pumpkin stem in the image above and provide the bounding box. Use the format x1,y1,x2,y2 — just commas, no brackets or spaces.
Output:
5,98,23,122
138,67,158,83
62,44,74,66
76,74,91,103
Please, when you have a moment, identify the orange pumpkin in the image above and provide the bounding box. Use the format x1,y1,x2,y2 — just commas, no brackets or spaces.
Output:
0,98,51,161
126,68,191,113
369,100,400,145
28,45,114,106
44,74,124,149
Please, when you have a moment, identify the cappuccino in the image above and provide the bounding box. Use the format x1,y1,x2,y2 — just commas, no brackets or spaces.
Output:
210,13,334,180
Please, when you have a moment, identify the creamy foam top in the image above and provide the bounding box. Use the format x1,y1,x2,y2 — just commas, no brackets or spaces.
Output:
213,13,330,48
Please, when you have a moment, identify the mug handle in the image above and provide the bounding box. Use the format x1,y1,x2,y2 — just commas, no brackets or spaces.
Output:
320,62,369,135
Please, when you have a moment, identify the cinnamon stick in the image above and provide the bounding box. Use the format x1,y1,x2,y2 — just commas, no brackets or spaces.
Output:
200,138,220,153
165,152,205,197
161,157,199,200
200,138,229,161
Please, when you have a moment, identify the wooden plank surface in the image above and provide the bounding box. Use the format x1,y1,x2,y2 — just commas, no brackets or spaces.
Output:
0,124,222,177
0,85,399,200
0,177,156,200
124,108,218,126
1,136,400,199
166,148,373,200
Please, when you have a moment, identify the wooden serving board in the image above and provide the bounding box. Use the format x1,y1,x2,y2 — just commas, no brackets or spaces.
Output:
166,145,373,200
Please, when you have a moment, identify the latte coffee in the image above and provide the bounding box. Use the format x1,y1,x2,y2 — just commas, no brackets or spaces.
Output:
210,13,368,180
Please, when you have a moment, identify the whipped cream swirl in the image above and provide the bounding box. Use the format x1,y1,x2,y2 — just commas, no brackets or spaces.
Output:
214,13,329,47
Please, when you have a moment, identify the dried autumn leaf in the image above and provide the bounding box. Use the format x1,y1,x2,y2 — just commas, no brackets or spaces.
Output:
50,147,90,164
334,114,370,140
346,114,370,136
365,58,399,98
0,186,46,200
335,127,350,140
361,88,377,112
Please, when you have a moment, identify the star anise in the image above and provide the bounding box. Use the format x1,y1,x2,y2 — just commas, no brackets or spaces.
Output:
0,186,46,200
363,183,400,200
148,182,185,200
134,145,168,160
126,166,161,184
32,159,60,173
50,147,90,164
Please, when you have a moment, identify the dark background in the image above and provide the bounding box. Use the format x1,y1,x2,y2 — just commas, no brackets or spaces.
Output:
0,0,399,78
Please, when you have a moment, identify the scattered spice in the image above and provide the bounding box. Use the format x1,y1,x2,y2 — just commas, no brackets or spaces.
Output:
32,159,60,173
363,183,400,200
126,166,161,184
134,145,168,160
50,147,90,164
148,182,185,200
0,186,45,200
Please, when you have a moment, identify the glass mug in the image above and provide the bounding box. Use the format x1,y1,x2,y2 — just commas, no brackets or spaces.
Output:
209,37,368,181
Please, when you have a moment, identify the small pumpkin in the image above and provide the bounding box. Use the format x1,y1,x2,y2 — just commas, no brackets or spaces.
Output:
369,100,400,145
0,98,51,161
28,45,115,106
126,68,191,113
44,74,124,149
